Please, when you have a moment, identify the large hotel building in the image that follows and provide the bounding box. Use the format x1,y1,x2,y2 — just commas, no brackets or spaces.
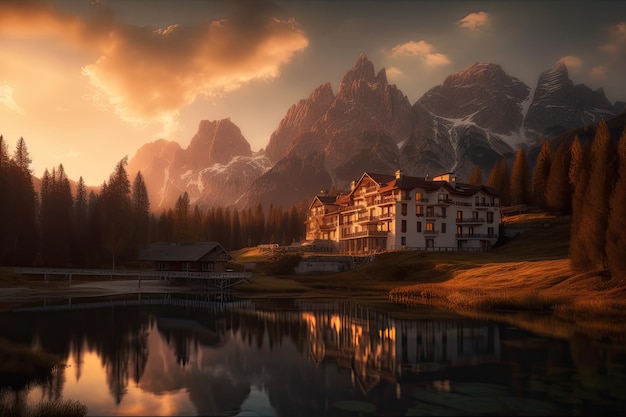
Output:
305,170,501,254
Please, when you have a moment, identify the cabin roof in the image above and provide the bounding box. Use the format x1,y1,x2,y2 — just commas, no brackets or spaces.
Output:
138,242,228,262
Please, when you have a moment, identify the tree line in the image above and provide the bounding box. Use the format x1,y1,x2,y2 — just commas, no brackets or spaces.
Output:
466,119,626,278
0,135,306,267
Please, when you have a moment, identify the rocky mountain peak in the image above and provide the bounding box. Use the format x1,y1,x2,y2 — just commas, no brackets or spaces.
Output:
444,63,510,87
187,118,251,167
524,60,614,141
264,82,335,163
418,62,529,135
376,68,388,85
338,53,376,97
535,60,573,95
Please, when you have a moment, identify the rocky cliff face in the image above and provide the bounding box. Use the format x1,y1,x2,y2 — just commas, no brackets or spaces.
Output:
524,61,616,141
242,53,415,207
128,55,623,211
127,119,270,211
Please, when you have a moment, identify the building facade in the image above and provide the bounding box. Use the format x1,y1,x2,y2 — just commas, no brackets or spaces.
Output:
305,171,501,254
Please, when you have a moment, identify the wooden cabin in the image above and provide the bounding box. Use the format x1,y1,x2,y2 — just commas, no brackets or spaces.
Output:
138,242,231,273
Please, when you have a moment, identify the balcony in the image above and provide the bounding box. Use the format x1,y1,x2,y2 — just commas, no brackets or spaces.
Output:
319,222,338,230
357,215,380,223
424,230,439,235
436,198,454,205
456,217,485,224
416,197,429,203
341,230,389,239
341,205,366,213
475,202,500,208
455,234,498,239
379,212,395,219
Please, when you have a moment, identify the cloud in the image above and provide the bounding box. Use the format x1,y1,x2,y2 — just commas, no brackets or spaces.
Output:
590,65,608,79
600,21,626,55
558,56,582,70
388,40,451,67
385,67,403,77
0,0,308,128
457,12,489,31
0,83,25,114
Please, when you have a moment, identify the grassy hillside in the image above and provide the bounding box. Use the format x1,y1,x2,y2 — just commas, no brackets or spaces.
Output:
234,213,626,339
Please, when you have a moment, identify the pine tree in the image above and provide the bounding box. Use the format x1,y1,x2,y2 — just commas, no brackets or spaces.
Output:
101,158,133,268
578,120,617,271
545,140,572,214
131,171,151,251
174,192,191,242
486,158,510,205
73,176,88,264
509,147,530,206
606,128,626,276
2,137,38,264
532,140,551,208
569,137,592,270
467,165,483,186
13,137,32,175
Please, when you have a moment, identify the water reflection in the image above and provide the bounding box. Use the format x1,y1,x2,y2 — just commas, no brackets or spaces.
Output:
0,294,625,416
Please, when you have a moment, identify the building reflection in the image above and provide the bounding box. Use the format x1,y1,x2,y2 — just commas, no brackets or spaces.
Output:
3,295,501,416
291,300,499,394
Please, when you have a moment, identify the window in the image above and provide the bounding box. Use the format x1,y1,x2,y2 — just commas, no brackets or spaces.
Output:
426,206,434,217
488,227,494,237
416,222,422,233
475,196,479,204
426,222,435,231
438,193,449,202
457,210,463,219
426,239,434,248
441,223,446,234
416,192,423,201
468,226,474,236
401,203,407,216
487,211,494,223
401,220,407,233
441,207,447,218
457,226,462,236
401,236,406,246
416,205,423,216
472,211,479,220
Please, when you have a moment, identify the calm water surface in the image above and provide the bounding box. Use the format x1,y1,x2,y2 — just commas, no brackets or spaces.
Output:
1,293,625,416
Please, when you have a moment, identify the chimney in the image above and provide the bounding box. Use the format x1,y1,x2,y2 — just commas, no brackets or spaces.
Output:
395,169,402,179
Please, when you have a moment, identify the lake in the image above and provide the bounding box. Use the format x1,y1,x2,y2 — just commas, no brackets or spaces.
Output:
1,292,625,416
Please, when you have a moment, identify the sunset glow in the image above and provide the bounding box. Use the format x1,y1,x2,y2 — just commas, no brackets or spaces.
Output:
1,1,625,186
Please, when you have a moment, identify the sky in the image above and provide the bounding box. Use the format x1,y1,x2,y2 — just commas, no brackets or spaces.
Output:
1,0,625,186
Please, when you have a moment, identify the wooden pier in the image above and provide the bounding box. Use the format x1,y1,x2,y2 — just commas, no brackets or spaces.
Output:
10,267,251,289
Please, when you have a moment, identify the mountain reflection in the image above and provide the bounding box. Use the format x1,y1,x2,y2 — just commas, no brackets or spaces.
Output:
2,295,502,416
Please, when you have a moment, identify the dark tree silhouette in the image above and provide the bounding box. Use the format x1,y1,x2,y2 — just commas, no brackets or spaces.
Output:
532,140,551,208
577,120,617,271
509,147,530,206
606,129,626,276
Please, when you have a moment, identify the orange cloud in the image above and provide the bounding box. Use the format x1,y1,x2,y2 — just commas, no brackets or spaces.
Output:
590,65,608,79
558,55,582,70
457,12,490,31
0,0,308,128
0,83,24,115
388,40,451,67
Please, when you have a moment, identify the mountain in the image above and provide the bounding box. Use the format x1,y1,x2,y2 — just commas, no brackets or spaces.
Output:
524,61,616,140
127,119,271,210
128,54,623,211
